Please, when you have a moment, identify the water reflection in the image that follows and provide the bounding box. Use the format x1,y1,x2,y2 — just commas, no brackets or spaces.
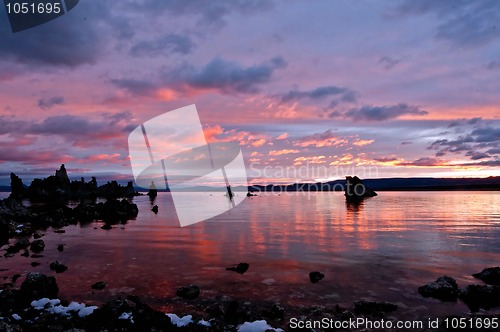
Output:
1,192,500,317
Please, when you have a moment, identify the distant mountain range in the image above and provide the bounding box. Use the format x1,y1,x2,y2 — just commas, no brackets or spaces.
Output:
1,177,498,193
248,176,500,192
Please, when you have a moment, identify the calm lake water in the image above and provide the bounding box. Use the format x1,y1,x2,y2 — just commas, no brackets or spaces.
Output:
1,191,500,319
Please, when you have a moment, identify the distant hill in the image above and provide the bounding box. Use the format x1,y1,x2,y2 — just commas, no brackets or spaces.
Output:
248,177,500,192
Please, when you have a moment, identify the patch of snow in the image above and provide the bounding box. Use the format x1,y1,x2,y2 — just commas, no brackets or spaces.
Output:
15,230,22,233
166,313,193,327
198,319,211,327
78,306,98,317
12,314,22,321
16,224,24,228
30,298,97,317
31,298,61,310
237,320,284,332
119,312,132,320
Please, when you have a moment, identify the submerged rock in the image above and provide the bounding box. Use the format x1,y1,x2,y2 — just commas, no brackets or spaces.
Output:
459,284,500,311
418,275,459,301
472,267,500,285
92,281,107,290
50,261,68,273
151,205,159,214
176,285,200,300
6,238,30,254
309,271,324,283
226,262,249,274
20,272,58,301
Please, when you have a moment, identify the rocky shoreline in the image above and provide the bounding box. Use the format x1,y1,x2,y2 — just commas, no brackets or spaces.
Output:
1,269,500,331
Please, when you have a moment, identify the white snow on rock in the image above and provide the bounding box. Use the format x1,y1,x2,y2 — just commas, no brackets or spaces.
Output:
12,313,22,321
31,298,61,309
237,320,284,332
119,312,133,320
198,319,211,327
30,298,97,317
78,306,98,317
166,314,193,327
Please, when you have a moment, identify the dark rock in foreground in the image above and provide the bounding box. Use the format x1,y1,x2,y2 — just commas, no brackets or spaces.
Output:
309,271,324,283
473,267,500,285
226,262,249,274
20,273,58,302
152,205,159,214
354,300,398,316
418,275,459,301
30,239,45,253
176,285,200,300
50,261,68,273
459,284,500,311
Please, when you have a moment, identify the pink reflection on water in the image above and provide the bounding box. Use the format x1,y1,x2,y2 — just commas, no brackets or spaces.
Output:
1,191,500,318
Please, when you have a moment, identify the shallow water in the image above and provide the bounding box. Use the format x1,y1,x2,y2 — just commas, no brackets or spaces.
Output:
1,191,500,318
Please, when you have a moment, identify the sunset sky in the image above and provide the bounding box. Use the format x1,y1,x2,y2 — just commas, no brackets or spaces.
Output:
0,1,499,186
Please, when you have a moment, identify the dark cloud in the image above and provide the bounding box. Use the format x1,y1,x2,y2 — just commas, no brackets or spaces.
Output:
38,96,65,110
378,56,400,70
127,0,273,29
486,61,500,70
466,151,490,160
166,57,287,94
110,79,158,96
0,113,134,149
470,127,500,142
401,141,413,145
280,85,354,103
338,103,427,121
130,34,195,57
397,157,441,167
0,2,109,68
374,157,398,162
428,125,499,164
390,0,500,47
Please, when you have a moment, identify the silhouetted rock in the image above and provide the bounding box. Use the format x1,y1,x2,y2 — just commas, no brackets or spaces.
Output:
57,244,64,252
101,224,112,230
176,285,200,300
226,262,249,274
151,205,158,214
9,173,25,199
309,271,324,283
472,267,500,285
50,261,68,273
20,272,58,301
30,262,40,267
92,281,107,290
354,301,397,316
33,231,43,239
30,239,45,253
345,176,377,202
54,229,65,233
418,276,459,301
459,284,500,311
21,249,29,257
